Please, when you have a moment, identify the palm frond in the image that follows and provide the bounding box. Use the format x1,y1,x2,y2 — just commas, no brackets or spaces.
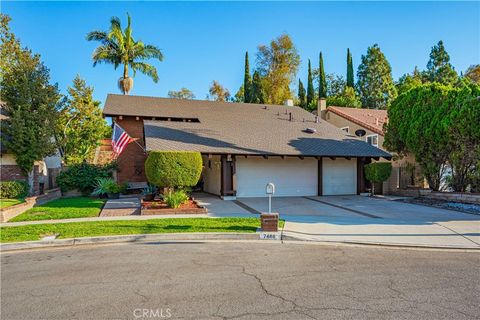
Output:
92,45,121,67
130,62,159,82
86,31,108,42
143,44,164,61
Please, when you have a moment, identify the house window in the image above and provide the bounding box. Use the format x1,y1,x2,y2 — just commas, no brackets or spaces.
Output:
366,134,379,147
341,126,349,133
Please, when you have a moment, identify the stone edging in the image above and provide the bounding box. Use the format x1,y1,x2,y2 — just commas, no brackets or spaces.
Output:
0,188,62,223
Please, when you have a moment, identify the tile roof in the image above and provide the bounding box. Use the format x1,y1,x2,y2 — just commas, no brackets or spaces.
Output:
327,106,388,135
104,94,391,158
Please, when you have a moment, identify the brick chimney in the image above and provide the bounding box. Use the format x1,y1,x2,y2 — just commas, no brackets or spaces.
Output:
318,98,327,120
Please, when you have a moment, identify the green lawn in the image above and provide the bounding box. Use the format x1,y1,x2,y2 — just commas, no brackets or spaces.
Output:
9,197,105,222
0,218,285,243
0,199,24,209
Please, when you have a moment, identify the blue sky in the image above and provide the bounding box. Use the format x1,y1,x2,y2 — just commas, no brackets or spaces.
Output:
3,1,479,103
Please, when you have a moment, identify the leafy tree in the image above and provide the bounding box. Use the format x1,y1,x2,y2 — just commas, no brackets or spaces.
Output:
306,59,315,109
384,83,454,190
1,15,61,175
326,73,346,97
255,34,300,104
365,162,392,195
464,64,480,84
346,48,354,88
207,80,231,102
0,14,19,78
234,84,245,103
168,88,195,99
57,75,108,165
243,51,252,103
318,52,327,98
396,67,424,95
426,40,458,86
447,83,480,191
357,44,397,109
86,13,163,95
297,79,307,109
327,87,362,108
251,71,266,104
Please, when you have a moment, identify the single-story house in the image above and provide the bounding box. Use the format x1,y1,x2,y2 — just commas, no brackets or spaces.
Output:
318,104,425,194
103,94,391,199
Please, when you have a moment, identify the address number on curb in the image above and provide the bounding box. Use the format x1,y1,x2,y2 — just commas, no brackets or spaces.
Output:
259,232,280,240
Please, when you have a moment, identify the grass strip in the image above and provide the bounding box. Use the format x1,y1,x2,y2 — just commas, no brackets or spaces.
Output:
0,199,24,209
1,218,284,243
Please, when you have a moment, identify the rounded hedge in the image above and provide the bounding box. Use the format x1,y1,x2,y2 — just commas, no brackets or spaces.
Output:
0,180,29,198
365,162,392,184
145,151,202,188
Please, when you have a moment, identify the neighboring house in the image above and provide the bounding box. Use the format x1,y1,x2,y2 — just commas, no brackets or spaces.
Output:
319,103,424,194
103,94,390,199
0,102,62,195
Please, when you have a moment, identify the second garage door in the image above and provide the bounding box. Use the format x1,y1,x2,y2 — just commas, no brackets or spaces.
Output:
236,157,318,197
322,158,357,195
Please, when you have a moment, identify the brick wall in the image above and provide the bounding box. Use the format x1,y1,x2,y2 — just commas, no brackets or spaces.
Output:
115,117,147,183
0,165,26,181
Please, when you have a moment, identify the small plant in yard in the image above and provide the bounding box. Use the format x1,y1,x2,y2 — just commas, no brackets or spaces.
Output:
92,178,125,199
0,180,29,199
164,190,189,209
365,162,392,195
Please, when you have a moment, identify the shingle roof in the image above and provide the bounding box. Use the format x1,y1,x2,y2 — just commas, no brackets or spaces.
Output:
104,94,391,158
327,106,387,135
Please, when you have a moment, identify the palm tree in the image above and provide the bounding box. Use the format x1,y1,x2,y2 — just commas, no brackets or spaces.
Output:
86,13,163,95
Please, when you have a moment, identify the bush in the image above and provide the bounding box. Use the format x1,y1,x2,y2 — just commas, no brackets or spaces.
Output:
92,178,124,196
0,180,29,198
57,162,116,195
164,190,189,208
365,162,392,195
145,151,202,188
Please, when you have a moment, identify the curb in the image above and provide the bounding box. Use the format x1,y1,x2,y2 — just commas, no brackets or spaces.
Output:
281,234,480,251
0,233,265,252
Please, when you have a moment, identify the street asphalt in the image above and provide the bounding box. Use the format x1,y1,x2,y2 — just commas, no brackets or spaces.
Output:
1,242,479,320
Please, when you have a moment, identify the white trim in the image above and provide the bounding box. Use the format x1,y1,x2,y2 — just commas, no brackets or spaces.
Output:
366,134,379,147
340,126,349,133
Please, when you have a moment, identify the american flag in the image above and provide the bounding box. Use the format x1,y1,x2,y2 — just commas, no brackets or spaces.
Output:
111,123,133,157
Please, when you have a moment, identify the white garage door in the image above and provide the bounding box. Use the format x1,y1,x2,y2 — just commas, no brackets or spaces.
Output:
322,158,357,195
236,157,318,197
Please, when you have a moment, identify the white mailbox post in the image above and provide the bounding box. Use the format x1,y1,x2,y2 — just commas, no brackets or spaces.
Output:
265,183,275,214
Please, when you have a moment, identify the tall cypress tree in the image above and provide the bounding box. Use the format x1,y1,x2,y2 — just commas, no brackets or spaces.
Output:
251,71,266,104
346,48,354,88
298,79,306,109
318,52,327,98
306,59,315,108
243,51,252,103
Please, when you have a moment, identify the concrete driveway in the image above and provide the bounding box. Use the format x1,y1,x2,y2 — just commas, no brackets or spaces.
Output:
195,193,480,248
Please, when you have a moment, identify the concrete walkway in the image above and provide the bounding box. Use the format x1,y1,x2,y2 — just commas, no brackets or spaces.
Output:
99,197,141,217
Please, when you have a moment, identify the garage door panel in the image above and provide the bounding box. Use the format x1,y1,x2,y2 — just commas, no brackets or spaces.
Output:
236,157,317,197
322,158,357,195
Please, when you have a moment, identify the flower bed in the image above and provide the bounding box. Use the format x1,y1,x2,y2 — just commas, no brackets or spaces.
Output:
141,199,207,215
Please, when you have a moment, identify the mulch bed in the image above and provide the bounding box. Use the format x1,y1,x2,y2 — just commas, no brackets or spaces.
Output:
141,199,207,215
